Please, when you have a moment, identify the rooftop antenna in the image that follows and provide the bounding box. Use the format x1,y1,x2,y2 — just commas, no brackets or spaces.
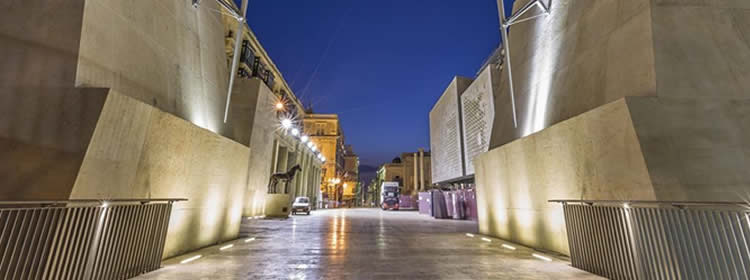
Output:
498,0,552,128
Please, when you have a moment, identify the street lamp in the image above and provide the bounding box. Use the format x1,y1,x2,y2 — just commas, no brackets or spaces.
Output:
281,118,292,129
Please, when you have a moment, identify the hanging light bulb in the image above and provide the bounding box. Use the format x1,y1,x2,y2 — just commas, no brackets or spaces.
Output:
300,135,309,143
291,128,299,136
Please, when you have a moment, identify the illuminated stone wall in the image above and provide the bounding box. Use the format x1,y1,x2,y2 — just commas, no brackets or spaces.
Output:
476,99,656,255
0,0,309,259
490,0,656,147
76,0,232,136
477,0,750,255
429,77,473,183
229,78,276,216
70,91,249,259
0,0,100,199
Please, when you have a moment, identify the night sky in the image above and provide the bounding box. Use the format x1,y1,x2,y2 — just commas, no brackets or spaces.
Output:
242,0,514,167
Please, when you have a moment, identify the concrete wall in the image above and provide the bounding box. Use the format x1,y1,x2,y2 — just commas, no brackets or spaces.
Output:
71,91,248,259
429,77,473,183
476,0,750,255
461,64,499,175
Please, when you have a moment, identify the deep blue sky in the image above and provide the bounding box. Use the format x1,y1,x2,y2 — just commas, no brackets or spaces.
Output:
242,0,513,166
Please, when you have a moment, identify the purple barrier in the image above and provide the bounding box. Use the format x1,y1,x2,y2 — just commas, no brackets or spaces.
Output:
431,190,449,219
461,189,478,221
453,191,466,220
443,191,455,218
418,192,431,215
398,195,417,209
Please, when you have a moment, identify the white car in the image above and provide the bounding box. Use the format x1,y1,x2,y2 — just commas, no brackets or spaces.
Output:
292,197,311,215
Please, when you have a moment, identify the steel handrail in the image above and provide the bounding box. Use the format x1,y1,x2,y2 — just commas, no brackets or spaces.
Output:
0,198,187,206
549,199,749,207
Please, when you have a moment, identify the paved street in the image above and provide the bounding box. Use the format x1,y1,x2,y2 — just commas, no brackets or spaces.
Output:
136,209,601,279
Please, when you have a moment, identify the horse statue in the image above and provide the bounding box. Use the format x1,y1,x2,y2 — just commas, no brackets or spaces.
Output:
267,164,302,194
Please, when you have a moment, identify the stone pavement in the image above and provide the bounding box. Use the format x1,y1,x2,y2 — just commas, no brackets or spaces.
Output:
135,208,602,279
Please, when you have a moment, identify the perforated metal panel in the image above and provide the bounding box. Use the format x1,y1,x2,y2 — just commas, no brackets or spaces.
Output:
430,77,472,183
0,202,174,280
461,65,497,175
560,202,750,279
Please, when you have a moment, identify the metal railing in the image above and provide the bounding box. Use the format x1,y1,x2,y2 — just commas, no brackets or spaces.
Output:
551,200,750,279
0,199,185,280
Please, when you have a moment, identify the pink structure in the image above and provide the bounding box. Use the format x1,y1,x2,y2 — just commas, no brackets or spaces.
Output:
418,192,431,215
398,195,417,209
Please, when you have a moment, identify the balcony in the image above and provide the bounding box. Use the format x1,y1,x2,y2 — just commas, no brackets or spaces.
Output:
237,40,275,90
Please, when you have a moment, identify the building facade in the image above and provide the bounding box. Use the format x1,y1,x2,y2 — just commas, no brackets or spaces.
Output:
374,149,431,203
474,0,750,256
429,77,473,185
429,52,502,186
302,113,346,207
0,0,323,260
221,6,323,216
342,145,360,206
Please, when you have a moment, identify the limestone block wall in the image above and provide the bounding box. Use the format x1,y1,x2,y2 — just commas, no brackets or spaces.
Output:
627,97,750,201
71,90,249,259
477,0,750,255
0,0,100,199
475,99,656,255
230,78,276,216
1,0,279,258
0,0,86,89
651,0,750,100
0,88,107,199
75,0,232,137
429,77,473,183
490,0,656,147
461,64,499,175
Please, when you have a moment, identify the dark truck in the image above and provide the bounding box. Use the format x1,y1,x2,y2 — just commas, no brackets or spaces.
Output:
380,182,400,210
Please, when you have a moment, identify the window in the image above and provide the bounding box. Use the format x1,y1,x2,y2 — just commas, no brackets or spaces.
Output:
315,123,325,135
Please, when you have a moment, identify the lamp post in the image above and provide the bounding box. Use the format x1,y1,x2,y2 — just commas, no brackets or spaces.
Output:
332,178,341,208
